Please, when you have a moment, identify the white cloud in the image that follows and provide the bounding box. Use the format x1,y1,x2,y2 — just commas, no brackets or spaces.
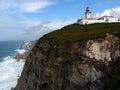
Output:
41,19,75,30
0,0,55,13
0,0,56,40
0,0,56,31
95,7,120,19
20,24,52,40
0,0,74,41
17,19,75,40
20,1,54,13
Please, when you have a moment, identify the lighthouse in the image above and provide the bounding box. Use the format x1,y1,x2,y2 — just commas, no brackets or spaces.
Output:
85,6,91,19
77,6,118,25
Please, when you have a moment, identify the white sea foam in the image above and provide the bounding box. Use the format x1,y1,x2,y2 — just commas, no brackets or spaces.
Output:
15,49,26,54
3,56,11,60
0,56,25,90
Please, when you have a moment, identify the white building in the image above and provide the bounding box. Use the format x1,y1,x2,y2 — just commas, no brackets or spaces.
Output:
77,7,119,25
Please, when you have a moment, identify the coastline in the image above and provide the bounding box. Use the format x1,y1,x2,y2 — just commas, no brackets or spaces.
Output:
0,41,25,90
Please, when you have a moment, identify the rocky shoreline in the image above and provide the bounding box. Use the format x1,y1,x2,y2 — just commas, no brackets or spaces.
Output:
15,41,36,61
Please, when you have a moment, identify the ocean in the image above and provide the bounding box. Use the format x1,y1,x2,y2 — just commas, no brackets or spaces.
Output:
0,41,25,90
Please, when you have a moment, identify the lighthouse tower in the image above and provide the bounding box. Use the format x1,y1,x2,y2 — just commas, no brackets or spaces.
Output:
85,6,91,19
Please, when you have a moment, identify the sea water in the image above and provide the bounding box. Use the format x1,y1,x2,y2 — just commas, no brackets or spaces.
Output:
0,41,25,90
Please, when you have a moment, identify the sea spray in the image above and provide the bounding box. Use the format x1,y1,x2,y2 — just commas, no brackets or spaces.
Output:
0,56,24,90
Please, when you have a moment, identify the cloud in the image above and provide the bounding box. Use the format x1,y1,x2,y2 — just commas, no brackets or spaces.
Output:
0,0,55,13
0,0,74,41
95,7,120,19
20,24,53,40
0,0,56,32
20,1,55,13
0,0,56,41
17,19,75,40
41,19,75,30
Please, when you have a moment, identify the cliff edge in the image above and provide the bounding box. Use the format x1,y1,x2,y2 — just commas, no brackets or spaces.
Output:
15,23,120,90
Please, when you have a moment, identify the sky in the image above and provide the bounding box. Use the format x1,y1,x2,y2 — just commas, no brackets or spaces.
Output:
0,0,120,41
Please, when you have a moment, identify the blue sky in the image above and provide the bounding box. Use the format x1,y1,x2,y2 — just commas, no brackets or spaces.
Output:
0,0,120,41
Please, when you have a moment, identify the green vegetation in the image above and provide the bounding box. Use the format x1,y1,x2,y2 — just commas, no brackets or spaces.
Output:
42,23,120,44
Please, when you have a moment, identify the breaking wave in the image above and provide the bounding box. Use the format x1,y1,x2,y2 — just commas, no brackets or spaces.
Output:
0,56,24,90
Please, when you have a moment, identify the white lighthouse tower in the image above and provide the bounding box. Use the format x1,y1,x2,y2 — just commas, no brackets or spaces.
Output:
85,6,91,19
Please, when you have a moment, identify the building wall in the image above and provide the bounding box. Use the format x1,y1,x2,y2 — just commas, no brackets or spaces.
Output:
79,19,104,24
78,16,119,25
105,17,118,23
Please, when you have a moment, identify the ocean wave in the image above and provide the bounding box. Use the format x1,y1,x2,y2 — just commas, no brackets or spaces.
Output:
15,49,26,54
3,56,11,60
0,56,25,90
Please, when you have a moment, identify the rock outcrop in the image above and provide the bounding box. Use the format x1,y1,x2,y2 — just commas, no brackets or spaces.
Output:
15,52,29,61
15,34,120,90
15,41,36,61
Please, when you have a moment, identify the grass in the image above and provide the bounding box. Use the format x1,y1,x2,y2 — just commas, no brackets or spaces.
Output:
41,23,120,44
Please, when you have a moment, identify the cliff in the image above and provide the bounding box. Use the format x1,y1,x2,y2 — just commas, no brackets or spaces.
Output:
16,23,120,90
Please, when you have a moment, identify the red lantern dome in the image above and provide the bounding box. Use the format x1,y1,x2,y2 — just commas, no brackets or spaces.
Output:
86,6,90,12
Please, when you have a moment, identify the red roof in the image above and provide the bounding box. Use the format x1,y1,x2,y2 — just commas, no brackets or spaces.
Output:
86,6,90,12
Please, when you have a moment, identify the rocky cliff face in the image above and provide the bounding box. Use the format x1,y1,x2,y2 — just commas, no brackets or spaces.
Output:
15,34,120,90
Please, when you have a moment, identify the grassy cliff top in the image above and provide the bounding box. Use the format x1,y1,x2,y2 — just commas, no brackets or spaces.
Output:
42,23,120,43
